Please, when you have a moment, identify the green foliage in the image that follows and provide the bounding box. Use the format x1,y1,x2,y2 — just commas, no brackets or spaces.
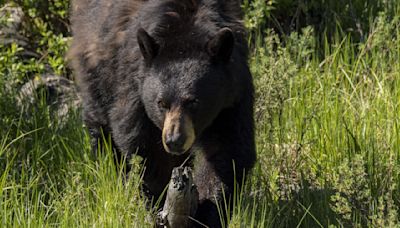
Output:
0,43,44,83
0,0,70,83
243,0,275,32
243,0,399,44
249,5,400,226
14,0,70,35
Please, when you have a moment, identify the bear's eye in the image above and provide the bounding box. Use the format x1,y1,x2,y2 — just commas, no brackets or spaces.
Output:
185,98,199,110
157,100,169,110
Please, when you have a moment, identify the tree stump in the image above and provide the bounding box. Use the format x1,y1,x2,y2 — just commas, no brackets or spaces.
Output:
157,167,198,228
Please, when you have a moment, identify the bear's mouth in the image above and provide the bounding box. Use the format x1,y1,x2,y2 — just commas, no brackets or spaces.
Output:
162,107,195,155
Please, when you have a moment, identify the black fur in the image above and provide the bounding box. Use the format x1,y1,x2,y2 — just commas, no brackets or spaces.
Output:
69,0,256,227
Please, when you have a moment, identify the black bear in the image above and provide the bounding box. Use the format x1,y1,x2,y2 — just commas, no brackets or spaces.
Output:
68,0,256,227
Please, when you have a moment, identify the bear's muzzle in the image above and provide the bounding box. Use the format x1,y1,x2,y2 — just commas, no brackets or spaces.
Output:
162,107,195,155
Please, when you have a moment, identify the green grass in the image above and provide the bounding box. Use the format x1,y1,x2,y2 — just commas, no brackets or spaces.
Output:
1,4,400,228
247,10,400,227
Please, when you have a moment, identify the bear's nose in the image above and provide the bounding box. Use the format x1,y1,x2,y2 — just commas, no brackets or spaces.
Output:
165,133,185,152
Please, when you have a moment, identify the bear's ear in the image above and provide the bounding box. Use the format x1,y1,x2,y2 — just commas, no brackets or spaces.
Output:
137,28,159,62
206,27,234,62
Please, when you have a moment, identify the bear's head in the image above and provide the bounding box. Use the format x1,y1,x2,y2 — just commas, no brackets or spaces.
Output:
137,27,235,155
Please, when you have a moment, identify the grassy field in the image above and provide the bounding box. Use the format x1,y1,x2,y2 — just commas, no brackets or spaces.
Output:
1,1,400,227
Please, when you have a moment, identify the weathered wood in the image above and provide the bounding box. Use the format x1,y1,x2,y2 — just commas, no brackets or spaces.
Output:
157,167,198,228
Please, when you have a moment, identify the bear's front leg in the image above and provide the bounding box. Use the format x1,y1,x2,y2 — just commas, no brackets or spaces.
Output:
192,150,237,228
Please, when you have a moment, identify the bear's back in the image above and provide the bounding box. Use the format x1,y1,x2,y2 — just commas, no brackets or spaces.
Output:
68,0,144,72
68,0,245,73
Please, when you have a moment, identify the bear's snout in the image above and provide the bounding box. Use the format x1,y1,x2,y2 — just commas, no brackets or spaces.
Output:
164,131,185,153
162,107,195,155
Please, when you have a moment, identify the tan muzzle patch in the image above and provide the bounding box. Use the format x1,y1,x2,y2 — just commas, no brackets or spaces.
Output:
162,107,195,154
